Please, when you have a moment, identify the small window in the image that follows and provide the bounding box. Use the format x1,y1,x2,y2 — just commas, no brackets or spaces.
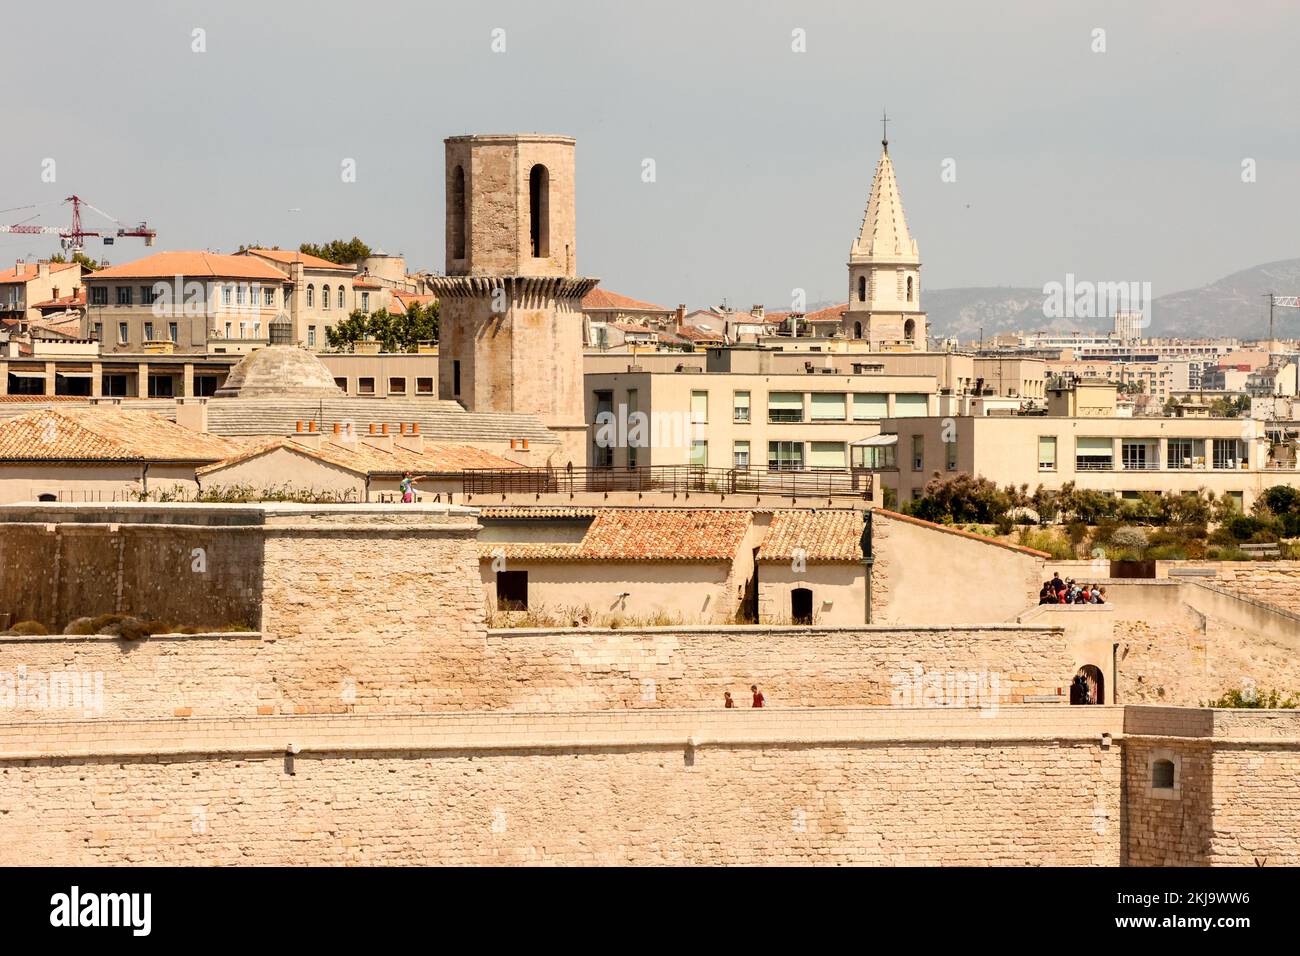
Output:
906,275,914,302
733,391,750,422
453,360,461,397
1038,436,1057,471
264,287,275,307
911,435,924,471
358,377,375,395
117,322,128,345
945,438,958,472
529,164,550,258
334,377,348,392
1152,759,1175,790
733,440,750,470
322,284,331,310
143,321,153,341
416,376,434,395
361,291,370,313
306,284,314,308
307,326,316,347
116,286,132,306
857,275,866,302
690,439,708,467
496,570,528,611
338,286,345,309
691,390,708,424
90,286,108,306
140,285,157,305
388,377,406,394
168,322,178,343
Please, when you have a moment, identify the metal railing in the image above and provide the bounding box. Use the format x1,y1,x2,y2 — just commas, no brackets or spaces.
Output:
462,465,872,499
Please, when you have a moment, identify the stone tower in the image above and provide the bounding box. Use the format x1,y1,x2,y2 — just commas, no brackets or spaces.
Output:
843,132,927,350
429,134,598,464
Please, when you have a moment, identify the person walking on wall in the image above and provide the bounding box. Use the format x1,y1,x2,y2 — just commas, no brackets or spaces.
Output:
399,472,426,503
751,684,765,708
724,691,735,708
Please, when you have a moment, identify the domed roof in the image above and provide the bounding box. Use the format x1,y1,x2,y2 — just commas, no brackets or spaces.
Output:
214,345,343,399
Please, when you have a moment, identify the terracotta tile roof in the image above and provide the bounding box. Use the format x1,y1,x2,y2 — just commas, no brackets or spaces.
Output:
242,248,354,271
674,325,726,342
31,290,86,309
609,321,657,334
391,291,435,311
0,262,80,284
758,509,862,562
479,506,599,519
87,251,288,281
577,509,750,561
477,508,751,562
477,542,585,561
198,435,524,478
805,303,848,323
0,407,236,462
582,288,669,312
351,277,383,290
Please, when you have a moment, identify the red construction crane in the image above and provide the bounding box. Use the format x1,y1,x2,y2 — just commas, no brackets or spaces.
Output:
0,194,156,255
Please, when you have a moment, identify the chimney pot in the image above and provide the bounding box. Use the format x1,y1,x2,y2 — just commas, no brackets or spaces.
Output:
295,420,304,433
381,423,389,436
333,422,341,435
411,422,420,435
368,423,377,435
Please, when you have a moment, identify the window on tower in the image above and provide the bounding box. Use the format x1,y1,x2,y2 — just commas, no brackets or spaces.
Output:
907,276,914,302
529,164,550,258
857,275,866,302
451,165,467,260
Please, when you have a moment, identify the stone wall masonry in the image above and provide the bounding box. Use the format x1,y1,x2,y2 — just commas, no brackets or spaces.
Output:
0,708,1125,867
0,623,1072,720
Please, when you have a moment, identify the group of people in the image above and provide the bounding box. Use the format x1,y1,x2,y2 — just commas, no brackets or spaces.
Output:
724,685,765,708
1039,573,1106,605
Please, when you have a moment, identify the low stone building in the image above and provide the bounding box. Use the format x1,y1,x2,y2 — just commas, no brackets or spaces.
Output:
0,405,236,503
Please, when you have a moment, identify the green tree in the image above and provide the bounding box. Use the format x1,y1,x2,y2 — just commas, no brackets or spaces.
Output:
236,243,280,253
907,473,1010,524
49,251,104,271
300,237,371,265
325,302,439,353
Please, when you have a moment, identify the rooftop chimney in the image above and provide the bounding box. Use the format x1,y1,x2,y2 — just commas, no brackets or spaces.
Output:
752,304,764,320
174,397,209,434
676,304,686,328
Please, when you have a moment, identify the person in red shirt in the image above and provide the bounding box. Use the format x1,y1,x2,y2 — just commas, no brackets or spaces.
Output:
724,691,734,708
751,684,765,708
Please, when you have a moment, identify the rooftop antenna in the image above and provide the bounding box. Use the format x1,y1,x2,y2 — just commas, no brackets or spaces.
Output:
881,109,890,151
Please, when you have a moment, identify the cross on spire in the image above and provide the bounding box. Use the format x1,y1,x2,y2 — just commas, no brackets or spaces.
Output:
881,109,889,151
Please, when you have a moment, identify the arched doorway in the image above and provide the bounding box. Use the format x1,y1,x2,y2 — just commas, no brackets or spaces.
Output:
853,320,862,339
1071,664,1104,705
791,587,813,625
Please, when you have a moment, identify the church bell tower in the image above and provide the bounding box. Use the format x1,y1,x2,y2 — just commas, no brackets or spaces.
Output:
429,134,598,464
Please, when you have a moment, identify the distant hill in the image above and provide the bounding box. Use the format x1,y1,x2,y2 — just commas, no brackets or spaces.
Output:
788,258,1300,343
920,259,1300,342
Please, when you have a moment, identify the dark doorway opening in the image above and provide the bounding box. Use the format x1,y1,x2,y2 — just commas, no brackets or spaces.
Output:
1071,664,1105,704
791,587,813,625
496,570,528,611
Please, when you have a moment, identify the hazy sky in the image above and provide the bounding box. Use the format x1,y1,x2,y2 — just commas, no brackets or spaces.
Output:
5,0,1298,310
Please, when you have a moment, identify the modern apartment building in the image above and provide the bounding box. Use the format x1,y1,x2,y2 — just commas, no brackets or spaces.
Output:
584,366,940,472
877,413,1289,509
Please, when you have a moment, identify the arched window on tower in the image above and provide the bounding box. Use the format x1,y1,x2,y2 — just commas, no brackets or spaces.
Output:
854,321,863,339
907,276,914,302
529,164,550,258
857,275,866,302
904,318,916,345
451,165,467,261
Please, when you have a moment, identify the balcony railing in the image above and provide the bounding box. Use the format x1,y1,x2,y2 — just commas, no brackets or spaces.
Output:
462,465,872,499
